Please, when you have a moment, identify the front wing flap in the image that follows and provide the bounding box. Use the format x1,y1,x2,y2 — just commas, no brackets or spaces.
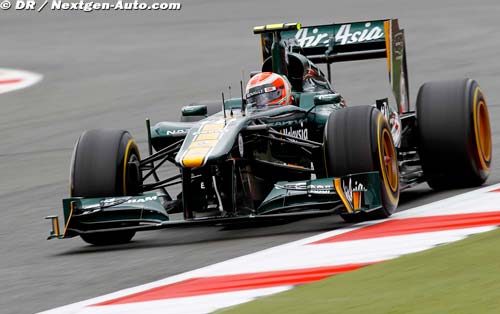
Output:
46,193,169,239
257,171,382,215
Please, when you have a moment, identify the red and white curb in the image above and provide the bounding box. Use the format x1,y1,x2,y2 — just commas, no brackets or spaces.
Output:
39,183,500,314
0,68,42,94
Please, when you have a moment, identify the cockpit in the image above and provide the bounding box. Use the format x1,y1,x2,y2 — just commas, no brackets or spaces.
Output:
261,52,333,93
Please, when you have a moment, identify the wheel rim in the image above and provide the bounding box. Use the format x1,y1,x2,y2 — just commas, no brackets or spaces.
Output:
123,140,140,195
476,100,492,164
381,128,398,192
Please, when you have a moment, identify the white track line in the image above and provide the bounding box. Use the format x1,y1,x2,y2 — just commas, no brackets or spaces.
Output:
0,68,42,94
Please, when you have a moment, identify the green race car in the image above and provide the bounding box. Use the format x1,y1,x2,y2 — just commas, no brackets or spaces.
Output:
46,20,492,245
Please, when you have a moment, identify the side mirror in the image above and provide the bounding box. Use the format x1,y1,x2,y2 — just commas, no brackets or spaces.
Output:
313,93,341,106
181,104,208,117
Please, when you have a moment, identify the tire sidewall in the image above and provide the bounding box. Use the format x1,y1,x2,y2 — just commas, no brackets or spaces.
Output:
371,110,399,215
71,129,141,197
116,132,141,196
467,81,491,183
416,79,491,188
324,106,400,218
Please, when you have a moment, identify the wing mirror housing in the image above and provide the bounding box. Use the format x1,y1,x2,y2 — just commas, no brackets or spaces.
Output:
313,93,341,106
181,104,208,117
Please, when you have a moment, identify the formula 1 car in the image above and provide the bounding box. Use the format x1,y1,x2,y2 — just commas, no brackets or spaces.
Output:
46,19,492,245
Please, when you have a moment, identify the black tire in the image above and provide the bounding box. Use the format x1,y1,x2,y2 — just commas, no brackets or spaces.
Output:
70,129,141,245
416,79,491,189
324,106,400,222
180,101,221,122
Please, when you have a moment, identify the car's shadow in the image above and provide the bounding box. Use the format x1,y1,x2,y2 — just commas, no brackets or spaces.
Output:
54,219,346,256
54,182,498,256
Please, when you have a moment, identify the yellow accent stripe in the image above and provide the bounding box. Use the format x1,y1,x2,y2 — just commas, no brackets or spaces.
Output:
122,139,137,196
62,201,75,237
266,23,285,30
182,147,211,168
52,217,60,237
472,87,490,171
182,122,225,168
253,23,301,33
384,21,391,78
197,133,220,141
201,123,225,131
352,191,362,210
334,178,352,213
377,114,398,205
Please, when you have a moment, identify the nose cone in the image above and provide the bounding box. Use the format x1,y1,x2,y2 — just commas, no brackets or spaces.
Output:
177,120,227,168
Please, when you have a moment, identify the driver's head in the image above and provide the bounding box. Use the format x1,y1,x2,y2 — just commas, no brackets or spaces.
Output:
245,72,292,113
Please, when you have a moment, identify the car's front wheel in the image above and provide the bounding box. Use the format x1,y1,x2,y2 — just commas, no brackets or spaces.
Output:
324,106,400,223
70,129,141,245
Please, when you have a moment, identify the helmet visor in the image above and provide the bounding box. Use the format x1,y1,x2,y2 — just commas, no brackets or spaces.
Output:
246,85,283,112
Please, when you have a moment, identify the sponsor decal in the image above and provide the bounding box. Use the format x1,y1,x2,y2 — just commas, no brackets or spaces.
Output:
102,196,158,205
390,111,402,148
293,28,329,48
294,22,384,48
127,196,158,203
280,127,308,140
278,182,307,190
342,177,367,210
277,182,334,194
165,129,187,136
273,119,308,141
398,72,408,114
393,32,405,59
269,118,306,128
376,98,401,148
316,94,337,101
307,184,334,195
376,98,390,121
247,86,278,98
246,89,265,98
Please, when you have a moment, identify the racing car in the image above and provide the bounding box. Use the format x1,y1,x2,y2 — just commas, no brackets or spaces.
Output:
46,19,492,245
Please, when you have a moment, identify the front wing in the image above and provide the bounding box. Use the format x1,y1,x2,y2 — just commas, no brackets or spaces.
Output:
46,172,382,239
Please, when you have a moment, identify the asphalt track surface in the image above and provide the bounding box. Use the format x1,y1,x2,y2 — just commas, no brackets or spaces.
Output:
1,1,500,313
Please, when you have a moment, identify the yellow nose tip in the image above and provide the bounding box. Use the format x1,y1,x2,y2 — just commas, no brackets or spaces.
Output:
182,147,210,168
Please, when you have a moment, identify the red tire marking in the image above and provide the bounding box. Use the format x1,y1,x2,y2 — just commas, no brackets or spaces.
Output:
93,263,374,305
312,211,500,244
489,188,500,193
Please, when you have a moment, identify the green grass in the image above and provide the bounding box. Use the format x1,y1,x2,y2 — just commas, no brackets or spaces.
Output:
218,228,500,314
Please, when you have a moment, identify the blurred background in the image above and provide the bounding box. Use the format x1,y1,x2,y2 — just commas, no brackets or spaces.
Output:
0,1,499,313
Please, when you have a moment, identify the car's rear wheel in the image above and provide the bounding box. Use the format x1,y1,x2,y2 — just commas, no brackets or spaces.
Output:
71,129,141,245
416,79,491,189
324,106,400,223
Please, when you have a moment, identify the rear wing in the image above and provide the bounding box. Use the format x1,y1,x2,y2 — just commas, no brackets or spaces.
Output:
257,19,410,113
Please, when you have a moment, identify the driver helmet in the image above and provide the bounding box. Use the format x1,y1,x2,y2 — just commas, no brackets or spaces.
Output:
245,72,292,113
